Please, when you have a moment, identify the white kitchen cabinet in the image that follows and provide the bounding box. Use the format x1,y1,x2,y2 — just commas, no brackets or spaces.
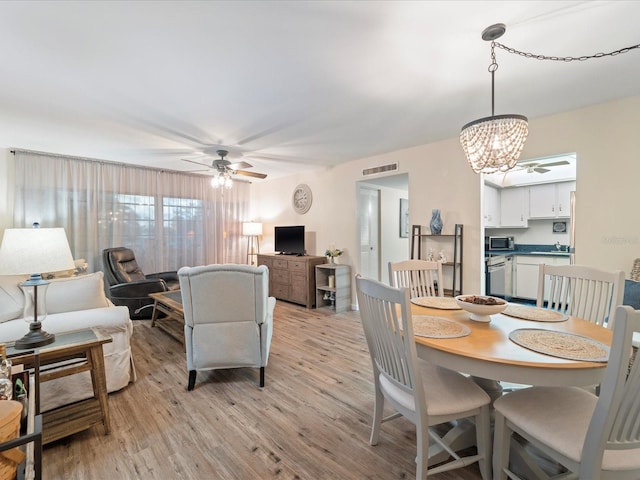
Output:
514,255,571,300
529,181,576,219
500,187,528,227
484,184,500,227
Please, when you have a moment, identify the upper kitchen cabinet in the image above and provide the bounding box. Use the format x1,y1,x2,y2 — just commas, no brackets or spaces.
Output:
529,181,576,219
500,187,529,228
484,184,501,227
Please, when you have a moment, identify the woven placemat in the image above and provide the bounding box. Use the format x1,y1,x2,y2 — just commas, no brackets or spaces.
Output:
509,328,609,362
503,305,568,322
411,315,470,339
411,297,461,310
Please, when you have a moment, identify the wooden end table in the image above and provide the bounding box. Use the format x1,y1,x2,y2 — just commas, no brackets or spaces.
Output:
7,328,112,445
149,290,185,343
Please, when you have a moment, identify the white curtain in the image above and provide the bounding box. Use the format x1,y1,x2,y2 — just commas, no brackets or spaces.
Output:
12,150,249,273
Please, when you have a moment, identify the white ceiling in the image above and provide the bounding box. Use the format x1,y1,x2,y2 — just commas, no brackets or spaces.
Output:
1,1,639,182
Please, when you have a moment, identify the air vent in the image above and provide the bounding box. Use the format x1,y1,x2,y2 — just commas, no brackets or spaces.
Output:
363,162,399,177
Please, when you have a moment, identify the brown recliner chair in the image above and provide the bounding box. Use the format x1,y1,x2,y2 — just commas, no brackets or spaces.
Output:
102,247,180,319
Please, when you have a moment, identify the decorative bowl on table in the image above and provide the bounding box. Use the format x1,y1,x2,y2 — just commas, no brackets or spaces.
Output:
454,295,508,323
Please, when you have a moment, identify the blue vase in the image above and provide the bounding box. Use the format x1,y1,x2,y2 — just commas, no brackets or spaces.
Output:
430,209,443,235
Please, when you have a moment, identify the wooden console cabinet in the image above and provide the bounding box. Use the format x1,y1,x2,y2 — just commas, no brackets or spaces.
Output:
257,254,325,308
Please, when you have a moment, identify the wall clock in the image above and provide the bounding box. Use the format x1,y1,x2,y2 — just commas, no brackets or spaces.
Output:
292,184,312,214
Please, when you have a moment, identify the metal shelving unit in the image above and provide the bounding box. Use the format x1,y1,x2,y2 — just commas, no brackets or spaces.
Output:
410,223,463,297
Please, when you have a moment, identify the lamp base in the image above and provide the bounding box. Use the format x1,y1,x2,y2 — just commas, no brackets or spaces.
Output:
14,322,55,349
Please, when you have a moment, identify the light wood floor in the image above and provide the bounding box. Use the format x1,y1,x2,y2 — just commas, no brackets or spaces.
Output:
43,302,484,479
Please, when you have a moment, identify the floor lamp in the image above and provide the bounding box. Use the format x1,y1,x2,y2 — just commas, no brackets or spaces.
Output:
0,227,75,349
242,222,262,266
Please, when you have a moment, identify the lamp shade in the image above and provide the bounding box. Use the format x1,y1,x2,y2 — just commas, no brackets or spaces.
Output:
0,228,75,275
242,222,263,236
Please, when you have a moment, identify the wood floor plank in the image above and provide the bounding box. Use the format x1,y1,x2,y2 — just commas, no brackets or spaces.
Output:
42,301,484,479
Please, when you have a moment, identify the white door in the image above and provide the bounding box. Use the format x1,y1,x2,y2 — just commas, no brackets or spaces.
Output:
358,186,380,281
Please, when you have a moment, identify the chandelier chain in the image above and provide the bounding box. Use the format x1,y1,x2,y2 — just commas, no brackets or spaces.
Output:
494,41,640,62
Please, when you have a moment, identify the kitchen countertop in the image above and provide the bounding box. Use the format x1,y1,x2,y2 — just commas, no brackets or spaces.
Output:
486,244,570,258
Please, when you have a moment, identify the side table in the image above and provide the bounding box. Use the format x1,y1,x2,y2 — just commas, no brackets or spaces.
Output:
149,290,185,344
7,328,112,445
315,264,351,313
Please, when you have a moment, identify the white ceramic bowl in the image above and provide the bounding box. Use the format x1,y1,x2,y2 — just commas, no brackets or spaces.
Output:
455,295,508,323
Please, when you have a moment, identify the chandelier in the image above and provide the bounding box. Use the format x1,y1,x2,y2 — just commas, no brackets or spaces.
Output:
460,24,528,174
460,24,640,174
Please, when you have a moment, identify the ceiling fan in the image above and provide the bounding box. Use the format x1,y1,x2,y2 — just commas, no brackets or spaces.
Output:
514,160,570,174
182,149,268,180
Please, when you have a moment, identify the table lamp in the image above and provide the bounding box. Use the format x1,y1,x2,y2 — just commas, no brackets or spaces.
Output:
0,227,75,349
242,222,262,266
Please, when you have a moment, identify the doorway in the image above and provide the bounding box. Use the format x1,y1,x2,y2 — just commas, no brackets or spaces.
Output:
356,173,409,284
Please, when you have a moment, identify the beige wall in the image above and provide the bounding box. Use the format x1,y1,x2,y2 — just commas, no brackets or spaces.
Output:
251,96,640,304
2,96,639,303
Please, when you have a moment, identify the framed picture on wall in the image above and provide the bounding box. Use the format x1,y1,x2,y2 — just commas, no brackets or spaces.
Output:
400,198,409,238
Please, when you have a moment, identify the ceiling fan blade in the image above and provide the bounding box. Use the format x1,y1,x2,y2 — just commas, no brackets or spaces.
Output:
227,161,253,170
234,170,267,179
540,161,570,168
182,158,212,168
534,167,550,174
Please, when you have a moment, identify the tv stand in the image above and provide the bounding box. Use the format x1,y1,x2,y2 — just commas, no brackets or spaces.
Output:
257,253,325,308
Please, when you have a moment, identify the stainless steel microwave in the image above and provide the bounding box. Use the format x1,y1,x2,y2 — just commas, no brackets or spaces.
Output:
488,236,515,250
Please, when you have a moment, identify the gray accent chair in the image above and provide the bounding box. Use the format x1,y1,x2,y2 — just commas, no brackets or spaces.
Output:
178,264,275,390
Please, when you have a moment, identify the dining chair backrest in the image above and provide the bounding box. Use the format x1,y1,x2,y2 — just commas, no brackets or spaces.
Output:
537,264,624,327
389,260,444,298
581,305,640,476
356,274,425,422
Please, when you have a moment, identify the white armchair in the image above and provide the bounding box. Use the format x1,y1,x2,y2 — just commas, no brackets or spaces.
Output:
178,264,275,390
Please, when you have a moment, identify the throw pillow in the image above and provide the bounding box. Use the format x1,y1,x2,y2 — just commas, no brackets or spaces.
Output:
0,275,28,323
46,272,110,314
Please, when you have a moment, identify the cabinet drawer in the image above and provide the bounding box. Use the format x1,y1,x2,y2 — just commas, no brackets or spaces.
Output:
288,260,307,273
271,283,289,299
258,257,273,269
273,258,289,269
271,269,289,284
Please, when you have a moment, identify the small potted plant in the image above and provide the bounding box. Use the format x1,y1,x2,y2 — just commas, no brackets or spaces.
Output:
325,247,343,264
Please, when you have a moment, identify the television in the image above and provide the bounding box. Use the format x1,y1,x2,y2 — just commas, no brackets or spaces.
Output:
274,225,305,255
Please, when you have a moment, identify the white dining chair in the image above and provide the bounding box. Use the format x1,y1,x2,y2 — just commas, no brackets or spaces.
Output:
537,264,624,328
493,305,640,479
388,260,444,298
355,275,491,480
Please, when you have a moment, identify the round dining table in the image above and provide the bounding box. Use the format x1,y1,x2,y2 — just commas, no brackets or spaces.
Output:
411,302,613,388
410,300,613,474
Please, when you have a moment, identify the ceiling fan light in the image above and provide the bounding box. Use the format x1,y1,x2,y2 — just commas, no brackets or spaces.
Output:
224,176,233,188
460,114,528,174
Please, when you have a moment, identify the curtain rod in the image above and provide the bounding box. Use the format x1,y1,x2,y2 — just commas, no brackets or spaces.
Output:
9,148,252,183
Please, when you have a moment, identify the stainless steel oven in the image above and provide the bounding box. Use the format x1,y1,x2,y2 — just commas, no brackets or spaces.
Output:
486,255,513,299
